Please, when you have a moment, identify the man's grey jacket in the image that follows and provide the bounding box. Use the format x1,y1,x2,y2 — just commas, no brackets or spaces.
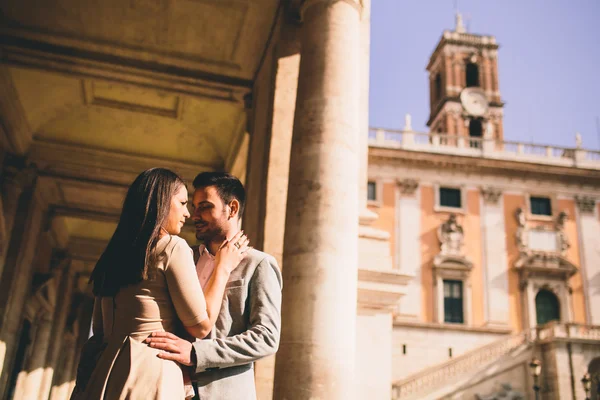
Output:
191,246,282,399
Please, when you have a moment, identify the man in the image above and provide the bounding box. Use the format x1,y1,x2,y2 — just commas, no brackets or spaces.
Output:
145,172,282,399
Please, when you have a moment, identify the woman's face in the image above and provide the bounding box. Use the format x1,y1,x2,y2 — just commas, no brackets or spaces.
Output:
164,185,190,235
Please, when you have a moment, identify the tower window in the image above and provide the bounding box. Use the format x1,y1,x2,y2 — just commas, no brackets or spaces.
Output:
443,280,464,323
468,119,483,148
530,196,552,216
535,289,560,325
434,73,442,103
466,63,479,87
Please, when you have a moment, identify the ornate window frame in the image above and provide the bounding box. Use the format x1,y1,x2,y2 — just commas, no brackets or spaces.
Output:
516,254,577,330
434,183,467,214
433,254,473,325
525,192,556,222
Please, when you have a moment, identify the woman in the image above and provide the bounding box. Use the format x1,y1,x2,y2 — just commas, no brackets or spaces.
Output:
71,168,248,399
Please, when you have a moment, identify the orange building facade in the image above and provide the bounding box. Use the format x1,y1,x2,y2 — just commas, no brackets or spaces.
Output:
367,17,600,400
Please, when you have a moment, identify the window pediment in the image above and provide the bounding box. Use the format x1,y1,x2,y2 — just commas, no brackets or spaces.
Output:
515,253,577,280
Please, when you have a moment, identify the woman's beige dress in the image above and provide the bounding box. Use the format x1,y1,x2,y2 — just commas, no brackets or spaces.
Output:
78,235,208,400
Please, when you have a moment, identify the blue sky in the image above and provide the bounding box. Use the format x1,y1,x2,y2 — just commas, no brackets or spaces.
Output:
369,0,600,149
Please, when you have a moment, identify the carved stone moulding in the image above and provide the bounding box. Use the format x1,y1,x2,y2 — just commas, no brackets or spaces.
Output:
397,178,419,195
575,195,596,214
480,186,502,205
515,252,578,281
433,254,473,280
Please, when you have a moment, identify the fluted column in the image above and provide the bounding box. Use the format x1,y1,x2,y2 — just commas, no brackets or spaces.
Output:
274,0,361,398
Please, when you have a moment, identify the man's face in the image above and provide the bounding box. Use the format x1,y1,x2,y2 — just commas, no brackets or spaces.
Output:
192,186,230,242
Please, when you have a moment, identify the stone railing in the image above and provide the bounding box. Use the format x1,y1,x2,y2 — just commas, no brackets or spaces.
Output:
368,128,600,170
534,321,600,342
392,331,529,399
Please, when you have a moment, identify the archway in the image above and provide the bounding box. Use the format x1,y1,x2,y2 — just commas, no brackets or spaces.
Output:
535,289,560,325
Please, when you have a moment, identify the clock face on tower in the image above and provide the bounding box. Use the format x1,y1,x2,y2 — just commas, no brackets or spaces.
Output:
460,88,489,117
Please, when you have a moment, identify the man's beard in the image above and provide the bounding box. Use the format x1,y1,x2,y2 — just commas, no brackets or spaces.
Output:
195,224,224,243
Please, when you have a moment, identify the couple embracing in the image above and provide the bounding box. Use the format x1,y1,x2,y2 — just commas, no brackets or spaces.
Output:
71,169,282,399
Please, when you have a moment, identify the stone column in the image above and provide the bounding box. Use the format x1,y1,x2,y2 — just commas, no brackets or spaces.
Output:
395,179,421,320
453,55,462,90
0,161,36,278
39,260,75,400
358,0,371,217
575,195,598,324
49,333,77,400
15,315,53,400
274,0,361,398
0,179,45,391
480,187,510,327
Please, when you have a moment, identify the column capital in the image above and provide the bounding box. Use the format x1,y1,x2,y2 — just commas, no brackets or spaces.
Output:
299,0,362,19
480,186,502,205
575,195,596,214
2,158,37,193
397,178,419,196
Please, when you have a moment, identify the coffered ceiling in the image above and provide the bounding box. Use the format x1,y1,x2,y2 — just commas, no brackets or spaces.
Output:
0,0,279,266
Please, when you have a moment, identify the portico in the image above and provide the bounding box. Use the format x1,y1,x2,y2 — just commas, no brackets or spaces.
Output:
0,1,408,399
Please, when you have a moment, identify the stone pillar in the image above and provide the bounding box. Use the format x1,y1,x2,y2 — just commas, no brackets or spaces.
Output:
39,260,75,400
15,316,53,400
483,56,493,96
0,161,36,278
0,177,45,391
253,22,301,400
453,55,462,90
480,187,510,327
358,0,371,217
274,0,361,398
575,195,598,324
49,333,77,400
395,179,421,320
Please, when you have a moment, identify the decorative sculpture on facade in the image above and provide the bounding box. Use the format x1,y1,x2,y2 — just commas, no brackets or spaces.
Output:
515,207,570,256
555,211,570,254
476,383,524,400
515,207,528,252
438,214,464,256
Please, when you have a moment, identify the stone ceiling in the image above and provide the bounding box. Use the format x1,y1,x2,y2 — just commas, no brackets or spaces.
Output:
0,0,278,270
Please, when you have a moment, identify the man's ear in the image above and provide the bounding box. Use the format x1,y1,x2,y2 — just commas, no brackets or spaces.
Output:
229,199,240,219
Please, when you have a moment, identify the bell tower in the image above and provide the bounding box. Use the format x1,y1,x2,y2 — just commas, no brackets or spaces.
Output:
426,14,505,141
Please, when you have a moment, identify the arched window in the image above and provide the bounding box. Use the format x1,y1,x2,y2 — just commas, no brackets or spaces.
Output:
588,357,600,400
535,289,560,325
434,73,442,103
466,63,479,87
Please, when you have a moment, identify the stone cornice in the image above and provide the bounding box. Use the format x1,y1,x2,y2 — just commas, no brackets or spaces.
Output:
392,319,512,334
427,31,499,71
369,147,600,186
357,268,412,312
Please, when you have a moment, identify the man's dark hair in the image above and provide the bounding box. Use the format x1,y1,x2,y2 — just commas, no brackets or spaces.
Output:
193,172,246,216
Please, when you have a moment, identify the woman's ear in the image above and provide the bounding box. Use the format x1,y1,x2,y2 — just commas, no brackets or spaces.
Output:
229,199,240,219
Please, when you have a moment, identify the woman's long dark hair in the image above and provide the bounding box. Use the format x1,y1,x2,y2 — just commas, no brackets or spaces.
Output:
90,168,186,297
